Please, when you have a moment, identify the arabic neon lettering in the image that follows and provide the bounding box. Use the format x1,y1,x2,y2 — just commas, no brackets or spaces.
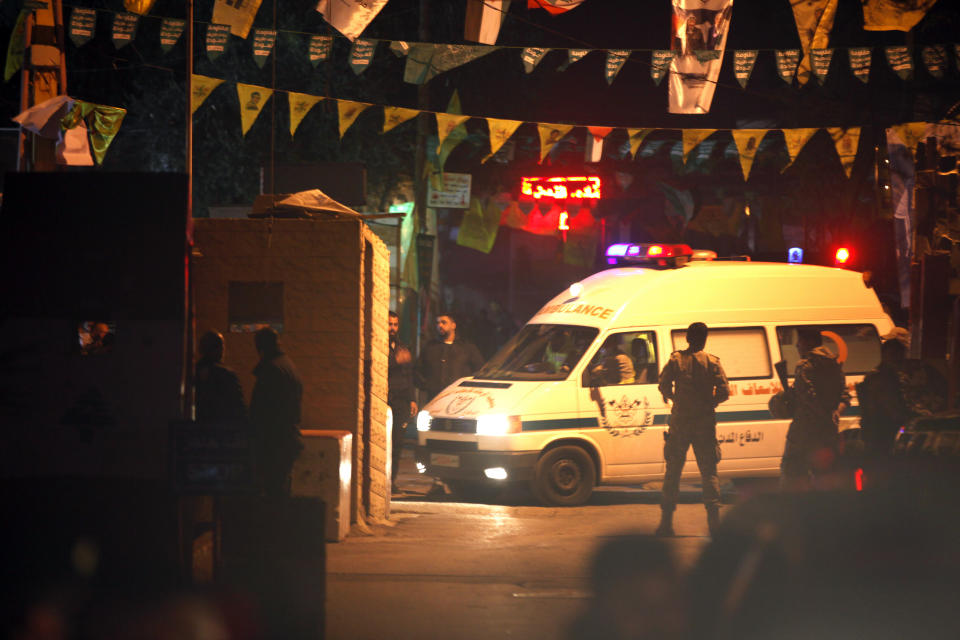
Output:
520,176,602,200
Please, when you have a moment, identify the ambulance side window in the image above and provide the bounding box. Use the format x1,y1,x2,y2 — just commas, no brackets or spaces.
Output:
671,327,771,380
583,331,659,386
776,324,880,377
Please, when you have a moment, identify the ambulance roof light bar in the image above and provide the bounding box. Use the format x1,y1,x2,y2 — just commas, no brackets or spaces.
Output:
605,243,702,268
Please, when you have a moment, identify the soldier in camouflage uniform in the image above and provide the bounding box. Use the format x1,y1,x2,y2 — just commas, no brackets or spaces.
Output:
780,329,851,490
655,322,729,537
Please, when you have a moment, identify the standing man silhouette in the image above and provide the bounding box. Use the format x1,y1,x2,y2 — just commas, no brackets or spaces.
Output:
656,322,729,537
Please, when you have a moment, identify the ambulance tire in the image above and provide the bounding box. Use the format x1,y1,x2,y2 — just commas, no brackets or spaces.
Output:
532,446,595,507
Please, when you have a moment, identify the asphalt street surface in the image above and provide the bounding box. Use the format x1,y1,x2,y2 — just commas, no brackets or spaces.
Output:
325,447,759,639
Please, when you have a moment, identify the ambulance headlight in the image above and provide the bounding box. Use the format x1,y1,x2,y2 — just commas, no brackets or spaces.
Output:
417,410,432,432
475,415,522,436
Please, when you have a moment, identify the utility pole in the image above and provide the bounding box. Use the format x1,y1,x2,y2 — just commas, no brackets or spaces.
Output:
17,0,67,171
413,0,431,356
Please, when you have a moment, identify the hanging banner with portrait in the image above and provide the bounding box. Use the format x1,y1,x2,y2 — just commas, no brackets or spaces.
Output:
668,0,733,114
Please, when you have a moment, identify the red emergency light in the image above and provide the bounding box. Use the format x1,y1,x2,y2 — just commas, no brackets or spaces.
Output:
520,176,601,200
834,247,851,266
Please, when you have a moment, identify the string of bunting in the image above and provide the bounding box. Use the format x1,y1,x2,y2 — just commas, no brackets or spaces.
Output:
59,5,960,87
192,73,943,183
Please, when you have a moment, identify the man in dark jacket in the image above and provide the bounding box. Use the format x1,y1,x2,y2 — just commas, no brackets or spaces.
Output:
195,330,246,424
780,329,851,491
415,312,484,402
389,311,417,489
250,327,304,497
655,322,729,537
856,337,911,458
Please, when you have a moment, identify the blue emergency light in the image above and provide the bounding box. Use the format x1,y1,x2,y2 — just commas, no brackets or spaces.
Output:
605,243,697,267
788,247,804,264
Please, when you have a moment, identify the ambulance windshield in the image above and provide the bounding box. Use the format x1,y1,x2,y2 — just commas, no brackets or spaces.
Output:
475,324,598,381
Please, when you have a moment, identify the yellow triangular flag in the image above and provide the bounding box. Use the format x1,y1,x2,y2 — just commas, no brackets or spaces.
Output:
338,100,370,139
888,122,928,160
383,106,419,133
190,75,224,114
538,123,574,163
782,127,818,170
436,113,470,152
731,129,769,181
863,0,936,31
627,128,654,158
236,83,272,136
791,0,839,85
500,200,527,229
682,129,715,164
288,92,322,136
212,0,263,38
483,118,523,163
827,127,861,178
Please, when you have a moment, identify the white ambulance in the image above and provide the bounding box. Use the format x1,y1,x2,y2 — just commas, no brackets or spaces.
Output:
415,243,894,506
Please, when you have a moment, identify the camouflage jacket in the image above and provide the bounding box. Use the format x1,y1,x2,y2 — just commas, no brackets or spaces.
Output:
658,349,729,418
786,346,851,446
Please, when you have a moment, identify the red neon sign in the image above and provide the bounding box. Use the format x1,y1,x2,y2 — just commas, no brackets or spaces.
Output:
520,176,601,200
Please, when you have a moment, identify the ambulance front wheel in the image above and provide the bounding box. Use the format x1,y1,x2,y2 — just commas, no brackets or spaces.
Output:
532,445,595,506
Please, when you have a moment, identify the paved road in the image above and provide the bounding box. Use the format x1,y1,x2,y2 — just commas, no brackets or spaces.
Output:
325,450,748,640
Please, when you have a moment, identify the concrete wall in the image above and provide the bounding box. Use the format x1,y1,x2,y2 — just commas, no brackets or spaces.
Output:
193,217,390,526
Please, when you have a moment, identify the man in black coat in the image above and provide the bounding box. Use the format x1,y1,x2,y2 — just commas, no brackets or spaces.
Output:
195,330,246,424
250,327,304,497
389,311,417,489
415,312,484,402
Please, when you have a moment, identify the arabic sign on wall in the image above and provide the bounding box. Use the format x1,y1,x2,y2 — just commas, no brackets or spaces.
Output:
427,172,471,208
520,176,602,200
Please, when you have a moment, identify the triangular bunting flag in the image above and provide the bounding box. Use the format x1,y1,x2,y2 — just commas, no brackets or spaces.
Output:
350,39,377,75
112,13,138,49
885,45,913,80
559,48,589,71
288,92,322,136
436,113,470,152
190,75,224,114
309,35,333,66
775,49,800,85
650,50,673,85
237,83,272,136
484,118,523,163
682,130,715,164
213,0,263,39
827,127,861,178
500,200,527,229
252,29,276,68
390,40,410,57
456,198,501,253
921,45,946,79
338,100,371,139
733,50,758,88
206,24,229,61
159,18,185,52
848,47,872,83
62,100,126,165
586,126,612,163
383,106,420,133
790,0,838,85
732,129,768,181
69,8,96,47
811,48,834,84
888,122,928,160
522,47,549,73
862,0,936,32
432,92,469,177
605,49,630,85
538,123,574,163
782,128,818,171
626,128,653,158
693,50,721,64
404,44,496,84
